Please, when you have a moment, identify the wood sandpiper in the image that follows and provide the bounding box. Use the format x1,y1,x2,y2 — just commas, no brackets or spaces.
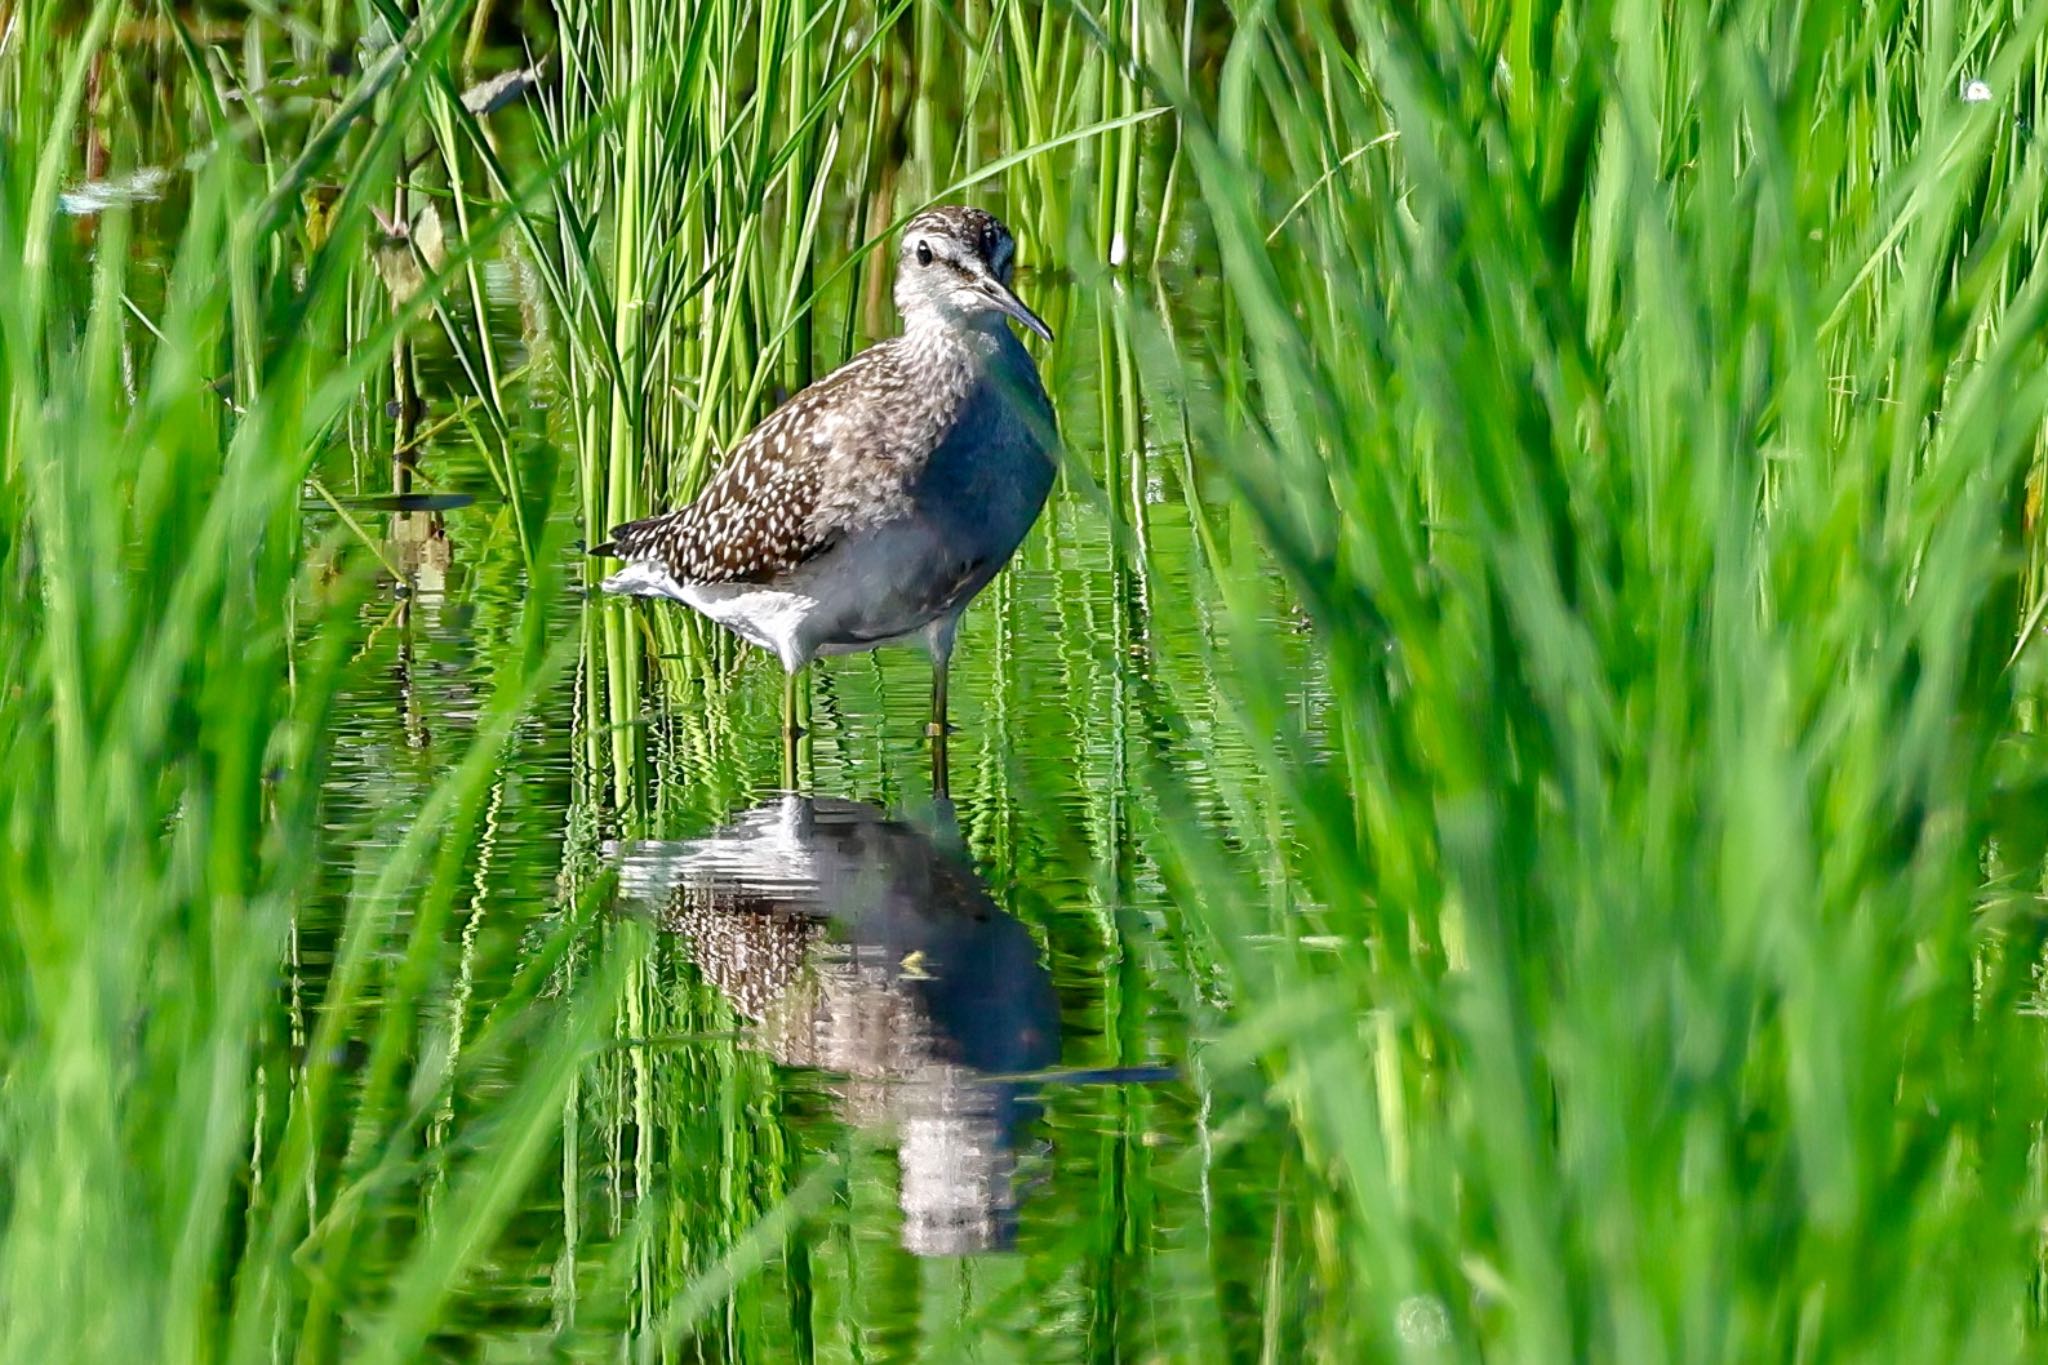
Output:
592,206,1056,780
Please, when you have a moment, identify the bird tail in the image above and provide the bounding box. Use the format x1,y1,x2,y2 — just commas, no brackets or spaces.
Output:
588,511,675,562
589,513,693,600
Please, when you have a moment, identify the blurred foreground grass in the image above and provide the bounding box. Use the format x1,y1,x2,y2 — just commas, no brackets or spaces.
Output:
1141,3,2048,1357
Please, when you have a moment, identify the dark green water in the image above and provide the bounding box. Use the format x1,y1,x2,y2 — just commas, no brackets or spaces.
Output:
304,282,1325,1357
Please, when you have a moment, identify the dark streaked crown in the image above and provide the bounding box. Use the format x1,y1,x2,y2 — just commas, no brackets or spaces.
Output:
904,205,1016,278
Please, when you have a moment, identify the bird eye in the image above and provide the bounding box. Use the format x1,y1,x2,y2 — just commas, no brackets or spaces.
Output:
915,240,933,267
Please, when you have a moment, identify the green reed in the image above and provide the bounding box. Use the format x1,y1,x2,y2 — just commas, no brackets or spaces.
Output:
0,3,644,1358
1121,0,2048,1358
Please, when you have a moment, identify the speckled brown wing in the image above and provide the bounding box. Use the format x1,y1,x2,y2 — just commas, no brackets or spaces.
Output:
594,405,832,584
591,347,921,585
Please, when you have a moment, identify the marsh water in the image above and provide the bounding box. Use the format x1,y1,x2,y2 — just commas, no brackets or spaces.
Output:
300,271,1323,1356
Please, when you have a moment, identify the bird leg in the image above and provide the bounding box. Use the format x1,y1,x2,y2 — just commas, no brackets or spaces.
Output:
923,614,957,740
931,726,950,799
926,660,949,739
781,668,804,788
927,658,951,797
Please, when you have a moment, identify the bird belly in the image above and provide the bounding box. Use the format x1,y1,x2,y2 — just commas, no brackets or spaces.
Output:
795,524,966,658
603,558,827,671
801,419,1056,661
670,528,954,669
677,582,822,672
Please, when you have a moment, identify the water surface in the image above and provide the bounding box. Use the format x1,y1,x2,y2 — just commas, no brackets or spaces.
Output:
306,279,1321,1358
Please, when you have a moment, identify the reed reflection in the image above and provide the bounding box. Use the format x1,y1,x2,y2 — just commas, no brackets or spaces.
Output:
614,796,1060,1255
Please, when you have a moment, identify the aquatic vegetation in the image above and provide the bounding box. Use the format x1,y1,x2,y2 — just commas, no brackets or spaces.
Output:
1128,2,2048,1357
4,0,2048,1359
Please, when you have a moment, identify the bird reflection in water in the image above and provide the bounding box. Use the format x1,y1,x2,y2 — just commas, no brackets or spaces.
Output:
612,796,1060,1255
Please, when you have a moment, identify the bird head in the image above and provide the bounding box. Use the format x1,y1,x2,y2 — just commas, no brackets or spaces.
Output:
894,206,1053,343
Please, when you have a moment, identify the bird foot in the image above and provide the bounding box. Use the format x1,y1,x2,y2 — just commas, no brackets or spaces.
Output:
924,720,954,738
